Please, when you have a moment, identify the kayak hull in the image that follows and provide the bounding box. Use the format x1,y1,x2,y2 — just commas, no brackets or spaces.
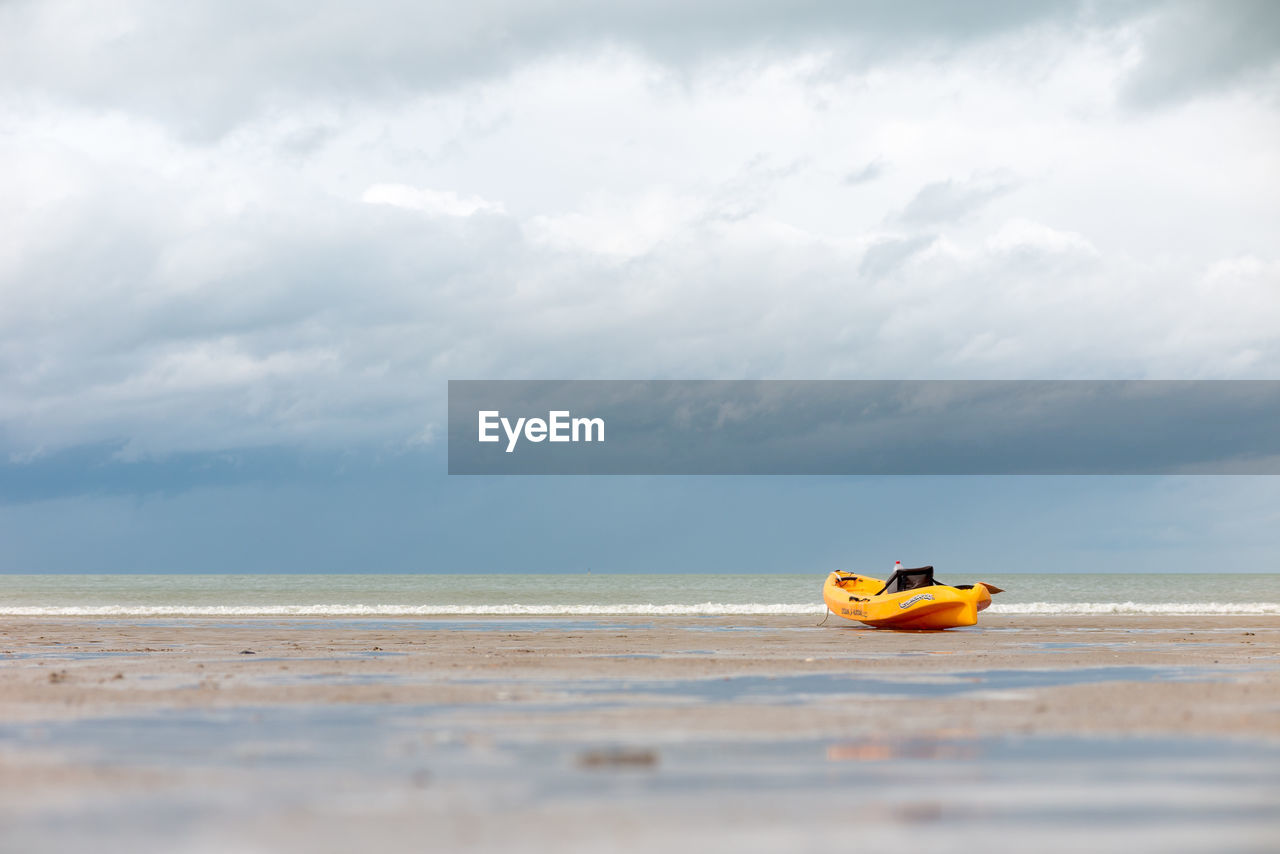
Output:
822,572,996,630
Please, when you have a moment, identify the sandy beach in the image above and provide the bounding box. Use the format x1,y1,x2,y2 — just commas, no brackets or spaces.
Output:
2,614,1278,852
3,615,1279,733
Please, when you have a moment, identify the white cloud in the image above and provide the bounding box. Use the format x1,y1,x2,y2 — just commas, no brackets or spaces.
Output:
1,3,1278,461
360,183,506,217
986,219,1098,257
524,192,704,258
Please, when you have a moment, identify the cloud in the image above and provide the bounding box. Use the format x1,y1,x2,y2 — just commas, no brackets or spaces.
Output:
897,175,1016,226
0,0,1166,139
1,1,1277,471
1,109,1277,462
361,183,506,217
524,192,704,258
858,235,936,279
2,1,1279,578
1121,0,1280,106
0,1,1272,145
985,219,1097,258
844,158,886,186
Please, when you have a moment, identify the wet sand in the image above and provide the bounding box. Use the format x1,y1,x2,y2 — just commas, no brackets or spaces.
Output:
2,615,1278,852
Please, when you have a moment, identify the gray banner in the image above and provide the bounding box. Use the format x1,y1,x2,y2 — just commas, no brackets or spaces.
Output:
447,380,1280,474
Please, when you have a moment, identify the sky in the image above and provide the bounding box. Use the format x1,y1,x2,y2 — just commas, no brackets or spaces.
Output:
1,0,1278,573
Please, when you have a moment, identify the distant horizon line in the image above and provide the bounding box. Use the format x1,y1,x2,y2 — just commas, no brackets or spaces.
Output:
2,570,1275,576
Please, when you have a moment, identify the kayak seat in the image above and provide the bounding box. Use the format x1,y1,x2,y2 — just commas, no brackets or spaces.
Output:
876,566,936,596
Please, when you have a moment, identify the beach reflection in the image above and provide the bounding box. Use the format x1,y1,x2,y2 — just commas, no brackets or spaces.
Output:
826,732,981,762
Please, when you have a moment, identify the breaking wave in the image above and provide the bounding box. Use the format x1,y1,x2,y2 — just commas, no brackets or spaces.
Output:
0,603,823,617
989,602,1280,616
2,601,1278,617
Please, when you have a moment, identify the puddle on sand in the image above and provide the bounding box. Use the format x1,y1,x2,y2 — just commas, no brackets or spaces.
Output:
227,651,409,663
203,663,1240,698
2,651,153,662
99,619,659,632
264,672,408,687
536,665,1227,702
1025,641,1231,652
2,705,1278,854
5,703,1279,785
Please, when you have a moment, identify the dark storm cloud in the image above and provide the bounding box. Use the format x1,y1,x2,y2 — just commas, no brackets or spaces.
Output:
0,0,1170,137
0,441,440,505
1121,0,1280,106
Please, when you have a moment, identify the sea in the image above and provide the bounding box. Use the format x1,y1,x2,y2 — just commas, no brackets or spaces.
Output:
1,573,1278,617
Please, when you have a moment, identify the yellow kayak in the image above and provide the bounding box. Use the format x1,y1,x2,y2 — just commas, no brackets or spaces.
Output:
823,566,1003,630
